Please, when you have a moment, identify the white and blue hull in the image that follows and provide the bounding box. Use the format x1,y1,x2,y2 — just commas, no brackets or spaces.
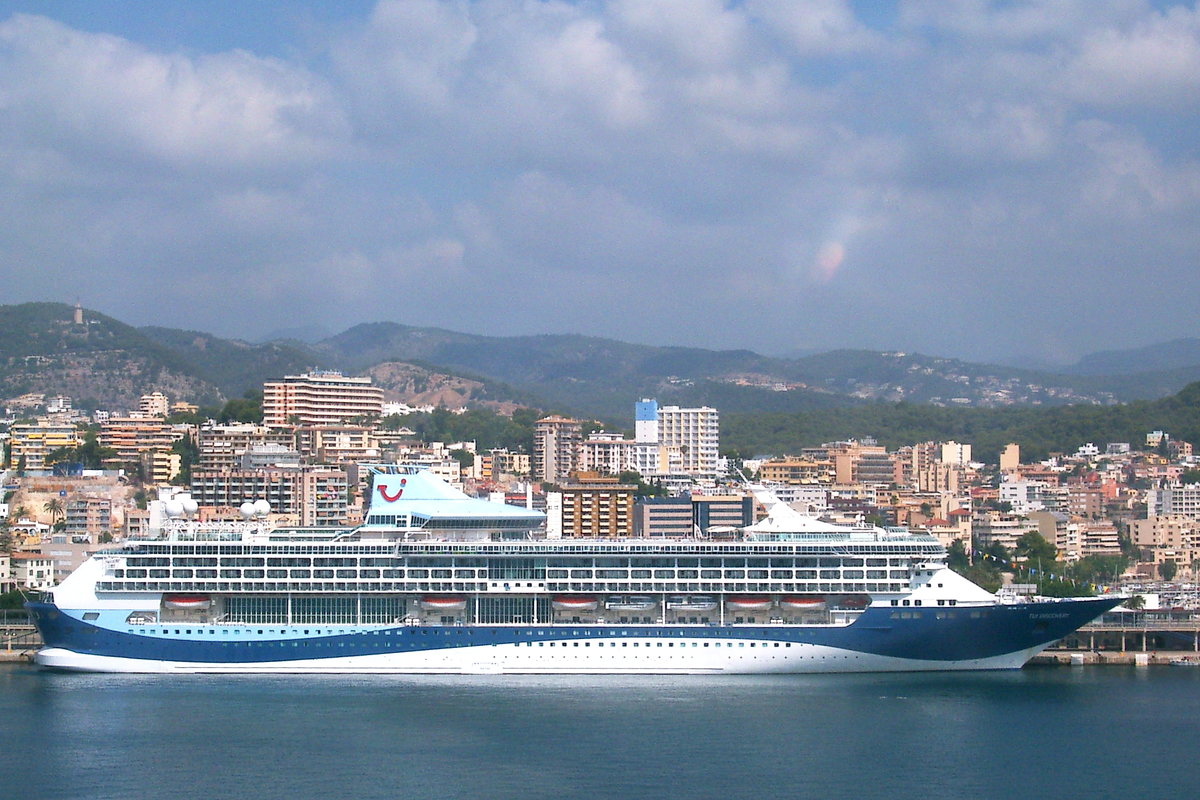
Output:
28,597,1118,675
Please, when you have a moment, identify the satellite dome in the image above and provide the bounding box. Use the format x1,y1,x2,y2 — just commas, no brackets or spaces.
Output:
164,500,184,518
239,502,255,519
181,497,199,515
253,499,271,516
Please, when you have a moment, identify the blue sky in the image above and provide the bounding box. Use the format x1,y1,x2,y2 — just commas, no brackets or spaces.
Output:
1,1,1197,365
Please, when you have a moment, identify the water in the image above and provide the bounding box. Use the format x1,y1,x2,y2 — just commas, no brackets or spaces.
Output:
2,665,1198,800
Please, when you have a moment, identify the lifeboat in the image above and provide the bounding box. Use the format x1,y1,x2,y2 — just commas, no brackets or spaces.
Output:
780,595,826,611
666,595,719,612
605,595,656,611
724,595,773,611
838,595,870,609
419,595,467,612
552,595,599,612
162,594,211,611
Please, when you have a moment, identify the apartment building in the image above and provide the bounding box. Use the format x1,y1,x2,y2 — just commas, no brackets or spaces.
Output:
656,405,720,477
7,418,80,469
559,473,636,538
262,371,383,427
578,432,634,475
137,392,169,417
197,423,294,470
99,416,187,462
1146,483,1200,518
533,416,582,484
972,510,1038,551
294,425,379,464
190,466,349,526
11,552,55,590
63,496,112,543
758,457,835,486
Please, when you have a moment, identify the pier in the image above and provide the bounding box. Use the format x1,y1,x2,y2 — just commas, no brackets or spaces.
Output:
1037,609,1200,665
0,610,40,662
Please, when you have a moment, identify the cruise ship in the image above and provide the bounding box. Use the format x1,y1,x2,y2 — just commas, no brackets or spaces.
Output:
27,466,1120,673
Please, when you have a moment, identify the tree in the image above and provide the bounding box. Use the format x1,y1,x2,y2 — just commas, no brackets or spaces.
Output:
1015,530,1057,563
1123,594,1145,610
946,539,970,571
171,435,200,485
43,497,65,525
218,390,263,424
1159,560,1178,582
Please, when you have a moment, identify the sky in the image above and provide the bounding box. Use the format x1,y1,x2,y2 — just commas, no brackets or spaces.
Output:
0,1,1197,365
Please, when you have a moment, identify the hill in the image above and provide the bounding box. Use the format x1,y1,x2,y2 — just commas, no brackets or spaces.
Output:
723,381,1200,461
4,302,1200,426
1065,338,1200,376
0,303,222,409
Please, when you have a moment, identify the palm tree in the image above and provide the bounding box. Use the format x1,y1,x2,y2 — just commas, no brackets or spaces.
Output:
43,497,65,525
1123,594,1145,611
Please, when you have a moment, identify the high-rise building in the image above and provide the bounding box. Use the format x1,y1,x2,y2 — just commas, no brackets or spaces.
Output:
262,371,384,428
655,404,720,477
533,416,582,484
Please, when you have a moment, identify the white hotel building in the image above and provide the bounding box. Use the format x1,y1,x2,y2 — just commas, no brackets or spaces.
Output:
262,371,384,428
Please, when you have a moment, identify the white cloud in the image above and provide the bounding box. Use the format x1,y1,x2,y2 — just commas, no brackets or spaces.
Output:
0,14,346,171
749,0,883,56
1061,5,1200,109
1,1,1199,362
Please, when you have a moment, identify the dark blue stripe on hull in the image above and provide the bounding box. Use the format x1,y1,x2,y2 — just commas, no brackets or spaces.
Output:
26,598,1120,666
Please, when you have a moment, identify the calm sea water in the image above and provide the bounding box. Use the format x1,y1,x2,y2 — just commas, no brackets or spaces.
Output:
2,664,1197,800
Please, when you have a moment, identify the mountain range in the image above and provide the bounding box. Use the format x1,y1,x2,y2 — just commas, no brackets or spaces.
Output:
2,302,1199,421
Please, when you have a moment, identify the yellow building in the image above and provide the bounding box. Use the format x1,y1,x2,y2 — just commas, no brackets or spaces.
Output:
8,418,81,469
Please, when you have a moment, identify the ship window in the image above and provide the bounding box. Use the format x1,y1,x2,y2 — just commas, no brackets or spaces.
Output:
83,612,99,621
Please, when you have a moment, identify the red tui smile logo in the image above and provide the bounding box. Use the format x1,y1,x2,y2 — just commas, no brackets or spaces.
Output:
378,478,407,502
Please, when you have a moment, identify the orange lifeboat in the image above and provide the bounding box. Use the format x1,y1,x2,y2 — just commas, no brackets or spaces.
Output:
162,594,211,610
724,596,773,611
552,596,599,612
418,595,468,612
780,596,826,611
